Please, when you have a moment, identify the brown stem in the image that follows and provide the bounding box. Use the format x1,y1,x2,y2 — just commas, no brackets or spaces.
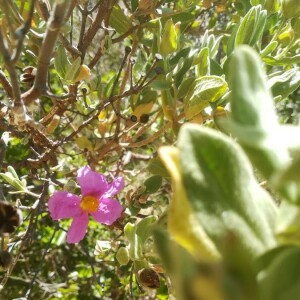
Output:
0,68,13,99
79,0,115,54
0,30,21,104
22,0,72,105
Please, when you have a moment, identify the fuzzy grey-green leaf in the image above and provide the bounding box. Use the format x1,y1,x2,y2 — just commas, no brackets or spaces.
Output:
178,124,277,269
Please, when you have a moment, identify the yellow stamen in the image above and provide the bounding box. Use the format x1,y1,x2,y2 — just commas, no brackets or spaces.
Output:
80,195,99,213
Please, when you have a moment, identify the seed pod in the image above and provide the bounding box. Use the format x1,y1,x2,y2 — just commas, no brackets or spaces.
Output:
137,268,160,289
140,114,149,123
0,251,12,269
20,66,37,86
0,201,23,234
130,115,138,122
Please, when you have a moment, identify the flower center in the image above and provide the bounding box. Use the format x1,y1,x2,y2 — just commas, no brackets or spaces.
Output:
80,195,99,213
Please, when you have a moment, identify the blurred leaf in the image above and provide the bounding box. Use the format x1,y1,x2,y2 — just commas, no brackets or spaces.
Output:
256,246,300,300
160,19,177,57
268,68,300,98
178,124,277,269
159,146,221,262
235,5,267,48
150,79,172,90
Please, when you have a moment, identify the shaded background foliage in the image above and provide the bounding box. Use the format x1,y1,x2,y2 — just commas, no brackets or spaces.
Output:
0,0,300,299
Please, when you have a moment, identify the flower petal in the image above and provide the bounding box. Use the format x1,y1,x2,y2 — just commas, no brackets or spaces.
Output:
77,166,108,198
48,191,81,220
104,176,124,198
67,212,89,243
91,198,123,225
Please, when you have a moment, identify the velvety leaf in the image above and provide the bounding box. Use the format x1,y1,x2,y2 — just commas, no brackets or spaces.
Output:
178,124,277,269
268,68,300,98
256,246,300,300
159,146,221,262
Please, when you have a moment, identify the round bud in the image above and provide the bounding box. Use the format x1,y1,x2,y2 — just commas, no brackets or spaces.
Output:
139,114,149,123
130,115,138,122
0,251,12,269
81,87,87,94
154,67,164,75
125,46,132,54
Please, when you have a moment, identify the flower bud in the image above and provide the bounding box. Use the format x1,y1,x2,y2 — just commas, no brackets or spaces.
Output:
74,65,91,82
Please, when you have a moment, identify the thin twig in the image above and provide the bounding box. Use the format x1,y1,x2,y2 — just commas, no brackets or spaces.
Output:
11,0,36,63
25,224,57,298
0,30,22,104
22,0,72,105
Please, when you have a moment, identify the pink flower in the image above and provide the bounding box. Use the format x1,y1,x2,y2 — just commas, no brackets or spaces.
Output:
48,166,124,243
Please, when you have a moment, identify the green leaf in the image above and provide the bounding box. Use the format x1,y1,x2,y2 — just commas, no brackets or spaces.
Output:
235,5,267,48
183,76,227,119
268,68,300,98
177,77,196,99
124,222,143,260
263,54,300,66
109,4,131,34
7,166,19,180
65,57,81,83
136,215,157,244
150,79,172,91
144,175,162,194
260,41,278,57
0,173,18,187
195,47,210,76
160,19,178,57
228,45,277,129
116,247,130,266
148,158,171,178
54,45,70,79
178,124,277,270
256,246,300,300
220,46,296,184
124,216,157,261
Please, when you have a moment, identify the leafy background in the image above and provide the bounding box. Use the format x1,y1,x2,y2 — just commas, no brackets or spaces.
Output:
0,0,300,299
